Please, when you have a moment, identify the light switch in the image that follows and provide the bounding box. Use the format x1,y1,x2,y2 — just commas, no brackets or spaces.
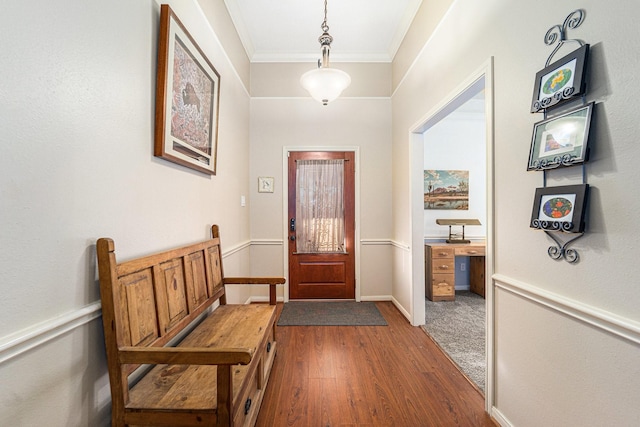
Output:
241,195,246,207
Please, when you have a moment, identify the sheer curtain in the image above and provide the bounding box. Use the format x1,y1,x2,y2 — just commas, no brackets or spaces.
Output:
295,159,345,253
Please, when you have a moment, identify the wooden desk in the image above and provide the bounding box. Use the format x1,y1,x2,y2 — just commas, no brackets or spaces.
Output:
425,242,486,301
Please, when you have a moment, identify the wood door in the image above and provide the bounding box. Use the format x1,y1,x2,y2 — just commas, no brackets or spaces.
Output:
288,151,355,299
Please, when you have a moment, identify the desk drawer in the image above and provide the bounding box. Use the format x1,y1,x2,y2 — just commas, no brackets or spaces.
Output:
431,247,454,259
431,274,454,299
431,258,454,273
454,246,485,256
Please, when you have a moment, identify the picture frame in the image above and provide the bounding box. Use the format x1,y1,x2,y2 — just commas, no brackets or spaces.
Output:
530,44,589,113
527,102,593,171
424,170,469,210
154,4,221,175
258,176,274,193
530,184,588,233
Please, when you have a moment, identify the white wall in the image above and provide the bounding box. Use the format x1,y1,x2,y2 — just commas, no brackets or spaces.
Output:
423,101,487,239
249,97,393,301
0,0,253,424
393,0,640,424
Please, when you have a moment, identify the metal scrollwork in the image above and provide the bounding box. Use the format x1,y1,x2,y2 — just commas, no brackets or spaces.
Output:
531,219,573,232
544,9,586,66
544,230,584,263
532,153,577,170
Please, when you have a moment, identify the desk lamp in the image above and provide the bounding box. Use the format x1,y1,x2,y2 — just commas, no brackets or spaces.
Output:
436,219,481,243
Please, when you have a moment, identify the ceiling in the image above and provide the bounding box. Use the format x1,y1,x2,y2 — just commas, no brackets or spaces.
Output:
223,0,423,63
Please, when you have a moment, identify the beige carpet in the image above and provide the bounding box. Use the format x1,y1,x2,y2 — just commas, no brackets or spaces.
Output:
422,291,485,391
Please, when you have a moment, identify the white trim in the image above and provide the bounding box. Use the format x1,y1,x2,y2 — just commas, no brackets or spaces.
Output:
493,274,640,345
491,407,514,427
391,296,411,322
192,1,250,98
361,295,393,302
360,239,392,246
251,239,284,246
245,295,285,304
221,0,255,61
0,239,255,365
408,57,496,411
250,96,392,102
391,1,457,97
390,240,411,251
221,240,251,258
0,302,102,365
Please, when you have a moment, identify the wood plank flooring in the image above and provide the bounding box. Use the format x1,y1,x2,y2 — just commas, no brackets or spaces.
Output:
256,302,496,427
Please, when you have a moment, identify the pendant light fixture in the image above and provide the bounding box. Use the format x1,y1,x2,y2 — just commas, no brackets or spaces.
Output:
300,0,351,106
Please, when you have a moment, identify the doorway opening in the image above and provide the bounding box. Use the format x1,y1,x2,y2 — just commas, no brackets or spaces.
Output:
421,85,486,391
409,59,495,409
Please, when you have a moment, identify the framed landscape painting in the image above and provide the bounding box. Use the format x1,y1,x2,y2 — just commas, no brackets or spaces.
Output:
424,170,469,210
154,4,221,175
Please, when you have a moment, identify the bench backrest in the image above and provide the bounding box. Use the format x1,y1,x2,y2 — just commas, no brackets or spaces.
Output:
97,225,227,371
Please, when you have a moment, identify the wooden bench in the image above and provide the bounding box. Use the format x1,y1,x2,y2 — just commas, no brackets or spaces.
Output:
97,225,285,426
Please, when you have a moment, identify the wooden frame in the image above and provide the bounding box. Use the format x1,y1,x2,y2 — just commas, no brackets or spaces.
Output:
531,44,589,113
154,4,221,175
527,102,593,170
530,184,588,233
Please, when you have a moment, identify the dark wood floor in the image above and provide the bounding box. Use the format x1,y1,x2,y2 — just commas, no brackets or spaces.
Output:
256,301,496,427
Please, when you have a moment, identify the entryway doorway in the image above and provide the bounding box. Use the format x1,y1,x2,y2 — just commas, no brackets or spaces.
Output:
287,151,356,299
409,58,495,410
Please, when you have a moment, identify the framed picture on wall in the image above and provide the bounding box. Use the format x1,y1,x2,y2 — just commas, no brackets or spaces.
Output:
530,44,589,113
154,4,221,175
530,184,588,233
424,170,469,210
527,102,593,171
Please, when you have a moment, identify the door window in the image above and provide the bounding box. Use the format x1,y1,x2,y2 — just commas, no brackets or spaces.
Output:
295,159,345,253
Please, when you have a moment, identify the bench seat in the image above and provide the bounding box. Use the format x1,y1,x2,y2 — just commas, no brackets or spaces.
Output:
97,225,284,426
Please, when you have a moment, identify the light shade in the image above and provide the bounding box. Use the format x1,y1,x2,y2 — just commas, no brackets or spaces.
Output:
300,67,351,105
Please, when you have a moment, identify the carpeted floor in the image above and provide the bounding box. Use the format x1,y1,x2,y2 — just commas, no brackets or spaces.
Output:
422,291,485,391
277,301,388,326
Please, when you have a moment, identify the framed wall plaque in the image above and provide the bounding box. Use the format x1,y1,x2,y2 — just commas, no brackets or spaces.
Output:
154,5,221,175
530,44,589,113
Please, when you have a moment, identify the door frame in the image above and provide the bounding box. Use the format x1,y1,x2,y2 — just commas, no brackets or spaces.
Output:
408,58,495,411
282,146,361,303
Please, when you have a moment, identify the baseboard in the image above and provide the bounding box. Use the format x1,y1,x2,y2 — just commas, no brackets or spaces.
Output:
391,296,412,321
245,296,286,304
360,295,393,302
491,406,513,427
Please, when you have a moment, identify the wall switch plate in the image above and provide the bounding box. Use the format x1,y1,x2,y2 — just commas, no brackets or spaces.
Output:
241,195,246,207
460,263,466,271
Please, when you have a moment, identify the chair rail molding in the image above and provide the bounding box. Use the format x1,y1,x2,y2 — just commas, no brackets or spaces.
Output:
493,273,640,345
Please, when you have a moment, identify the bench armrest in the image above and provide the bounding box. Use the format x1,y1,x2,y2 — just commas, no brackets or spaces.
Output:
118,346,254,365
223,277,285,305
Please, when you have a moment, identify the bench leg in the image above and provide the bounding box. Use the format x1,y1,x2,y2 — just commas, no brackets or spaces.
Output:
217,365,233,426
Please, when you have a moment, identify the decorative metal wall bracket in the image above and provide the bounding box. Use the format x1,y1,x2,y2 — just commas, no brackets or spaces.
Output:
543,230,584,263
532,220,584,263
544,9,586,66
